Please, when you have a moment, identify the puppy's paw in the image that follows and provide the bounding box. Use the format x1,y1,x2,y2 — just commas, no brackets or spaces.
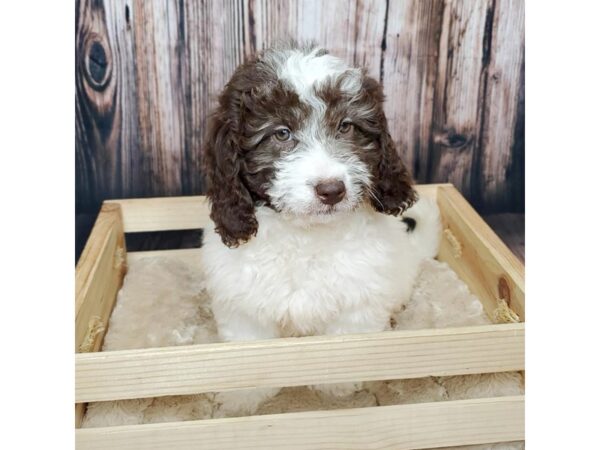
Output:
213,387,280,418
311,382,363,398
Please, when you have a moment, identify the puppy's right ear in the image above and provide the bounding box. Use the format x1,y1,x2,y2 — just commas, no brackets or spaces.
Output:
202,110,257,248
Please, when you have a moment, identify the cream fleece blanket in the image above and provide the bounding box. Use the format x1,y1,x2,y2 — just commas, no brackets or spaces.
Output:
82,255,523,450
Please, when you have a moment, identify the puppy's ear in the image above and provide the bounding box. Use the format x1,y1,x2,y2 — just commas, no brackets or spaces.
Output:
371,128,417,216
362,76,417,215
203,110,257,248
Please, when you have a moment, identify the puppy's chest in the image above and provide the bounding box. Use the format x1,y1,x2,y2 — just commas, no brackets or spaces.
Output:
203,209,415,336
240,215,408,312
256,236,387,288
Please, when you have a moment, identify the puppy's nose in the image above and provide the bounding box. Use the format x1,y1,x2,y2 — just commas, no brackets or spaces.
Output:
315,180,346,205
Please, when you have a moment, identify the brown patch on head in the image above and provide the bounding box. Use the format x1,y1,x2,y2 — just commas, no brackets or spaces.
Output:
240,80,311,204
203,50,312,247
317,73,417,215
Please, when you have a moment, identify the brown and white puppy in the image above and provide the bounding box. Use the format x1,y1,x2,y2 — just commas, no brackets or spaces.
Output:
201,42,440,413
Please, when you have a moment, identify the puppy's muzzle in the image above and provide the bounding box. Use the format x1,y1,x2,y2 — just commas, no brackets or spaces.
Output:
315,180,346,205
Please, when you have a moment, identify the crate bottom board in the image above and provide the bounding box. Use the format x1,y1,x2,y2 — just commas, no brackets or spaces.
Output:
76,395,524,450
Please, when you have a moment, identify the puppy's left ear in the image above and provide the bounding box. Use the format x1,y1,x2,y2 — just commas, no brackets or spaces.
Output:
371,128,417,216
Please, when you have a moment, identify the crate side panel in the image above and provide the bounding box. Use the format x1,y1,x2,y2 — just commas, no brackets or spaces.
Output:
76,324,523,403
75,203,127,427
75,203,127,352
437,185,525,321
106,196,210,232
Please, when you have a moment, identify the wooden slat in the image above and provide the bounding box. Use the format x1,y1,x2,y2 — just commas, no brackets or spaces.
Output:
75,202,127,426
76,396,524,450
414,182,445,202
437,185,525,321
178,0,247,196
381,0,445,178
428,0,494,201
76,323,523,403
105,196,210,232
243,0,386,80
75,203,127,351
130,0,248,198
76,0,134,210
130,0,187,197
478,0,525,211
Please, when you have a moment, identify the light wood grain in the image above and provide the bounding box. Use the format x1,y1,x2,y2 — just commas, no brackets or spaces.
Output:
76,396,524,450
414,182,445,201
106,196,210,232
437,185,525,321
75,203,127,352
75,203,127,426
76,323,523,403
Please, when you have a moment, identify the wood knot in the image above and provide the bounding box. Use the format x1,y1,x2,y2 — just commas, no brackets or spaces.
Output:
433,129,471,149
83,35,112,91
498,277,512,306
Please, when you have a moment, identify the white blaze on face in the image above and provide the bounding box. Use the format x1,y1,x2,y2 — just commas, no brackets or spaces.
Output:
266,48,371,218
277,48,361,97
267,141,370,216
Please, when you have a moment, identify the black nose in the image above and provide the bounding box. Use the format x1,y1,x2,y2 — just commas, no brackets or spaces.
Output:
315,180,346,205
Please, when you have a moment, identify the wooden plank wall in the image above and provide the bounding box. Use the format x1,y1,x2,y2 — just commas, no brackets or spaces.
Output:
76,0,524,215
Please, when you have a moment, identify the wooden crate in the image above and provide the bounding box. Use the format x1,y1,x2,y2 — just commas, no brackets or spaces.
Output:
75,184,525,449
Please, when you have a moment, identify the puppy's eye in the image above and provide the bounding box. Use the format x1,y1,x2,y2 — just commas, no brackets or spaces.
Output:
273,128,292,142
338,119,353,134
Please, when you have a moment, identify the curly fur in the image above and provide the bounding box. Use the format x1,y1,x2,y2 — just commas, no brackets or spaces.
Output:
202,42,416,247
202,81,258,248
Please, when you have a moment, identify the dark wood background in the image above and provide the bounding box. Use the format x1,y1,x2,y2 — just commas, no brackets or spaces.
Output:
76,0,525,259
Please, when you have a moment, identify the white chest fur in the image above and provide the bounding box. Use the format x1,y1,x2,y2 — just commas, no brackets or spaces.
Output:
201,205,430,341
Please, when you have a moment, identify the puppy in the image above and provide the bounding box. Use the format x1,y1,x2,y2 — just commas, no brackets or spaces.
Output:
201,42,441,414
